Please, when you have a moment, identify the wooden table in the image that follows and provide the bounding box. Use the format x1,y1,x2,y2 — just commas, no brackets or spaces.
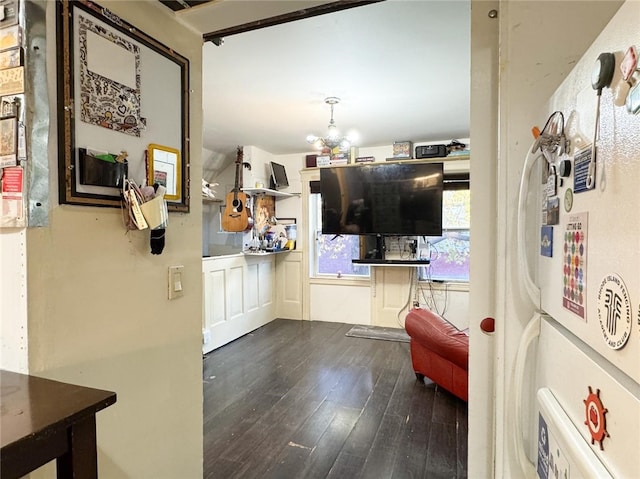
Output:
1,369,116,479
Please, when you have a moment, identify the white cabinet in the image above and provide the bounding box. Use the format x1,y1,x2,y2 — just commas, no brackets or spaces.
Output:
275,250,303,319
202,254,275,353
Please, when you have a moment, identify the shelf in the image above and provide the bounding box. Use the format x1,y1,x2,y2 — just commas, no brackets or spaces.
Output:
202,197,223,203
241,187,298,197
302,154,470,171
352,259,430,267
243,249,293,256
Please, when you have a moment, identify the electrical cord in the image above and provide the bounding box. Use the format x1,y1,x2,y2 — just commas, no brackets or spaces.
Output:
417,264,449,318
397,268,415,328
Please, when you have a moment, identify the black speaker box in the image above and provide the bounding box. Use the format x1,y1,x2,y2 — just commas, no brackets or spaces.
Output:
415,144,447,159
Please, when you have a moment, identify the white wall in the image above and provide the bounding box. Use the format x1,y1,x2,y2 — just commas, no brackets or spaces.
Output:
468,2,499,477
26,2,204,477
310,282,372,324
0,228,28,372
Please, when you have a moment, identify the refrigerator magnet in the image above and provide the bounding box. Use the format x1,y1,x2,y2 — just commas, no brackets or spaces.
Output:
583,386,609,450
563,188,573,212
546,197,559,225
562,213,588,319
574,147,595,193
540,226,553,257
597,273,632,350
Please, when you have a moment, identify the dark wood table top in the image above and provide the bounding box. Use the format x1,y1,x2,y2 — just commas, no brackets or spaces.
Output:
1,369,116,453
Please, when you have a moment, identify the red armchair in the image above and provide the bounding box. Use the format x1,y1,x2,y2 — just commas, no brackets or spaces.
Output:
405,308,469,402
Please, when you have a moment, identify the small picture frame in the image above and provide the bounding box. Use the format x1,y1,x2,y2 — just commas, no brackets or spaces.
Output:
0,116,18,167
148,143,181,202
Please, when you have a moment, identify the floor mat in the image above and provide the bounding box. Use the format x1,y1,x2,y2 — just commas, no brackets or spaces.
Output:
345,325,410,343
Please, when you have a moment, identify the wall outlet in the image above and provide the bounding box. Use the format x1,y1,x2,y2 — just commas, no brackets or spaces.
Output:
168,265,184,299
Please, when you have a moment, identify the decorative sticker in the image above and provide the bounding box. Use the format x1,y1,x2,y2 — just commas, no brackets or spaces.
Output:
0,116,17,167
537,413,549,479
597,273,632,350
0,25,20,51
0,0,19,29
0,66,24,96
0,47,22,70
78,13,142,137
1,165,23,219
563,212,588,319
541,225,553,257
583,386,609,451
537,413,570,479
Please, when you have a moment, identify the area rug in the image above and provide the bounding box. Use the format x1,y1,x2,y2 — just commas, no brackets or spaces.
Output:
346,325,410,343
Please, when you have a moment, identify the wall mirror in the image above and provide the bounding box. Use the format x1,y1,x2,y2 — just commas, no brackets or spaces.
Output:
56,0,190,212
148,143,181,201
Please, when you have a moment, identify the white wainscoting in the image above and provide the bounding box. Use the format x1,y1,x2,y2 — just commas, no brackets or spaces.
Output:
202,254,276,354
275,250,303,320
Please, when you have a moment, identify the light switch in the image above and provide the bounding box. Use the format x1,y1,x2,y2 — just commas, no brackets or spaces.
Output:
168,265,184,299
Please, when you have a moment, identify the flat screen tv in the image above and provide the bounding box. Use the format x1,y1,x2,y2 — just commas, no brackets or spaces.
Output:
270,161,289,190
320,162,443,236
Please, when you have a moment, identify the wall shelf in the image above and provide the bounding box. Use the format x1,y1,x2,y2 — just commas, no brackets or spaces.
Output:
244,249,293,256
352,259,430,267
242,187,297,197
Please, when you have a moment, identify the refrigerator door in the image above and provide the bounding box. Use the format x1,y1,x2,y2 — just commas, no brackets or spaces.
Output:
535,23,640,383
536,388,612,479
535,317,640,478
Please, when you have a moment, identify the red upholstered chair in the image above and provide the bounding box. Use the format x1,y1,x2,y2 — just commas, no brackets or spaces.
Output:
405,308,469,402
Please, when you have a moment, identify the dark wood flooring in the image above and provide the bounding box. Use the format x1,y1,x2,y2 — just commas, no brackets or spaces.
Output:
203,319,468,479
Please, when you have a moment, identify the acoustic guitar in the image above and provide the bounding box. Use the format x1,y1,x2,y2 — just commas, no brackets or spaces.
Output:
222,147,251,232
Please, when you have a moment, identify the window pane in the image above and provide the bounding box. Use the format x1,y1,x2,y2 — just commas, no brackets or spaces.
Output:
312,194,368,277
317,234,369,276
421,189,470,282
421,230,470,281
442,190,470,228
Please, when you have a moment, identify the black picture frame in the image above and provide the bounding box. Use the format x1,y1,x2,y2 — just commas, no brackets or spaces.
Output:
56,0,190,211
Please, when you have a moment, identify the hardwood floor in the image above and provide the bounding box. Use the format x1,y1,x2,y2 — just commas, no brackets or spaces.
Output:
203,319,468,479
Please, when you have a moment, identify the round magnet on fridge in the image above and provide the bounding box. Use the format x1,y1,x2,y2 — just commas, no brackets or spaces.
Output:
597,273,632,350
563,188,573,212
558,159,571,177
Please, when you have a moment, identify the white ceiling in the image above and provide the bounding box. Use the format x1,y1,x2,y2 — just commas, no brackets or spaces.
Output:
172,0,471,167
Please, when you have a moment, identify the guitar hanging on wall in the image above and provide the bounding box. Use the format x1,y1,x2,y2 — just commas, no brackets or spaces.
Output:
222,147,252,232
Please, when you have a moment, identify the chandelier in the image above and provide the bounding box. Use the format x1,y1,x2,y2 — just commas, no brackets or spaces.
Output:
306,97,355,150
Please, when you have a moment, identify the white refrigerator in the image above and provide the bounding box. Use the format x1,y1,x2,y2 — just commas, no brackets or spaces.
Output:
514,2,640,477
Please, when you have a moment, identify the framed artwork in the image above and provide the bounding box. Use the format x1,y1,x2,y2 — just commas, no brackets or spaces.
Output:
254,194,276,235
56,0,190,211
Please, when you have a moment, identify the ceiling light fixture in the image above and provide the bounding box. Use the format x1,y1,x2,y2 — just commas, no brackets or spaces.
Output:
306,97,355,150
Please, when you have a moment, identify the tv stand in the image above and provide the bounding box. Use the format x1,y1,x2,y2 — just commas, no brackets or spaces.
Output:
352,259,430,267
364,234,386,260
357,234,429,266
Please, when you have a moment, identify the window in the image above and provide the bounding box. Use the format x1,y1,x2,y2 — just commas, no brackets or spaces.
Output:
420,187,470,282
311,193,369,278
308,168,469,282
